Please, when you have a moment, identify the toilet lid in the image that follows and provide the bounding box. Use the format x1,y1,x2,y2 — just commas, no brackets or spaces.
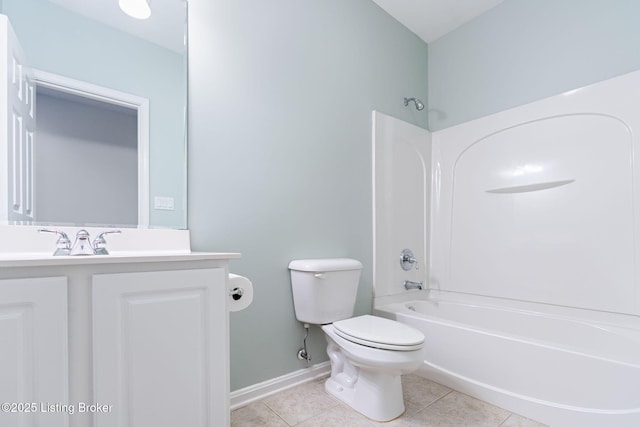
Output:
333,315,424,351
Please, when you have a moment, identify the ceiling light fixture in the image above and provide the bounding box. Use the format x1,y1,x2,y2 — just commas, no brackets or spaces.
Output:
119,0,151,20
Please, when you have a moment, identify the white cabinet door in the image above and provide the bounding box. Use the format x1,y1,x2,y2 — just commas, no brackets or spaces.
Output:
0,15,36,222
0,276,68,427
92,268,229,427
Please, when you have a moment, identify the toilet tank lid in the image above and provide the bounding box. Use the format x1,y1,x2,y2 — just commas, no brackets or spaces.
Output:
288,258,363,272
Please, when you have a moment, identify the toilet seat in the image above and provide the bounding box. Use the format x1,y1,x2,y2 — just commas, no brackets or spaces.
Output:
333,315,424,351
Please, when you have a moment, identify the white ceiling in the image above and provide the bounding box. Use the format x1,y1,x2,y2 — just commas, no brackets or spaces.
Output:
371,0,505,43
47,0,186,53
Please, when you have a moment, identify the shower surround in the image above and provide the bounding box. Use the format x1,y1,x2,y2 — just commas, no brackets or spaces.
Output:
372,70,640,426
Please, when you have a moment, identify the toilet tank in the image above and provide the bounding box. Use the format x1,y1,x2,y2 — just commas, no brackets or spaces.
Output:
289,258,363,324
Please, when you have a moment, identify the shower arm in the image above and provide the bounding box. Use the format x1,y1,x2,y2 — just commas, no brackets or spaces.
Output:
404,97,424,111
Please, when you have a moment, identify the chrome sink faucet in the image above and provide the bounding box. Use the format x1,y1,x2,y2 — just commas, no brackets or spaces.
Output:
39,229,121,256
70,229,95,256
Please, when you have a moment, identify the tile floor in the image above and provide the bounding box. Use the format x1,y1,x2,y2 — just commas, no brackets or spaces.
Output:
231,374,548,426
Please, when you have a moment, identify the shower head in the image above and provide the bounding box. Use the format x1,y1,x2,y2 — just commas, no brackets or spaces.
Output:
404,97,424,111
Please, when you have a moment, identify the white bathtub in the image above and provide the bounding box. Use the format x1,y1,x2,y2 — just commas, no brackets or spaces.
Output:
374,294,640,426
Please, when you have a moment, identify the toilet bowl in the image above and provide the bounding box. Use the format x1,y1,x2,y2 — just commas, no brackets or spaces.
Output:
288,259,425,422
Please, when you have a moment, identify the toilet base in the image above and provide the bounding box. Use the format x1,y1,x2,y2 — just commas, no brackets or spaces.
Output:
324,341,406,422
325,366,405,422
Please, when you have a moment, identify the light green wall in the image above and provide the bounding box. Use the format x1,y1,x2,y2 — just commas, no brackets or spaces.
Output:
428,0,640,131
2,0,186,228
188,0,428,391
190,0,640,392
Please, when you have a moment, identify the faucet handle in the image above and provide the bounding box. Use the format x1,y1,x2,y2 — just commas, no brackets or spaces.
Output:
38,228,71,256
400,249,419,271
93,230,121,255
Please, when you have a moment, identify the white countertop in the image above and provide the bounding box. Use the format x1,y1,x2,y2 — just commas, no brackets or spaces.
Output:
0,225,240,267
0,251,241,268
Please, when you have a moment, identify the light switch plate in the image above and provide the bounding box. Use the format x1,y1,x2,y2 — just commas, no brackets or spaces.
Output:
154,196,175,211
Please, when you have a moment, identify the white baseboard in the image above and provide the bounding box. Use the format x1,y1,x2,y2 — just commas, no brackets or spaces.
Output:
230,362,331,410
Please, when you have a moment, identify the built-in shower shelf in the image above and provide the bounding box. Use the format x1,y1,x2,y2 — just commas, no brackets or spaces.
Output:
485,179,575,194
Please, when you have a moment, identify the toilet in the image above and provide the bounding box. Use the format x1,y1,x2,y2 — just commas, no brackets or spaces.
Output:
288,258,425,422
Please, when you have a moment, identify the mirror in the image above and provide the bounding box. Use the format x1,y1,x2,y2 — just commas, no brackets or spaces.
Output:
0,0,187,229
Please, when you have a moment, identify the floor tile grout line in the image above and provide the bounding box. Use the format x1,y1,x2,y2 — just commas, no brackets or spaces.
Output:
263,386,342,427
261,401,294,426
499,413,515,426
406,389,517,427
412,388,455,415
264,401,297,427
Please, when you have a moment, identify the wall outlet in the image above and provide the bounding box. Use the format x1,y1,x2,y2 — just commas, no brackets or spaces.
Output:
154,196,175,211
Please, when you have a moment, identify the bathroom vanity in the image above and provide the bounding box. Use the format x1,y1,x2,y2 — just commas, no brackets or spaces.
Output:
0,226,240,427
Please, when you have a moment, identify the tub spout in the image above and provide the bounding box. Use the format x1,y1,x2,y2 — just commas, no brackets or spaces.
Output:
404,280,424,290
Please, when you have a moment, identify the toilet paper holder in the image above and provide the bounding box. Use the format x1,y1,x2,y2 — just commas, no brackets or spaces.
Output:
229,287,244,301
227,273,253,312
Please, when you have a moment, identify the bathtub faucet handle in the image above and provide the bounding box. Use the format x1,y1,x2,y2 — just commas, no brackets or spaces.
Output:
400,249,419,271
